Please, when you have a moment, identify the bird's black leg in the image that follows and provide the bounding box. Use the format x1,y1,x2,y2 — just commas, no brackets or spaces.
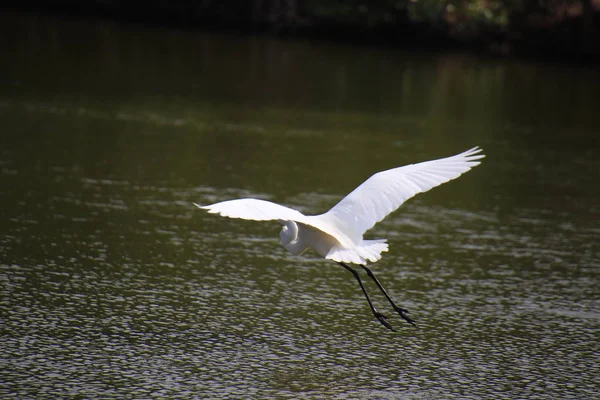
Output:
338,262,394,331
361,265,417,327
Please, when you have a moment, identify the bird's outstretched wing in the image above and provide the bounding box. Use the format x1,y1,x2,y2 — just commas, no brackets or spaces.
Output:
319,147,485,242
197,199,356,249
195,198,307,222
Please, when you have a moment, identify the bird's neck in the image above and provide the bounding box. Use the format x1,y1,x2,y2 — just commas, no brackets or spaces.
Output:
279,220,306,255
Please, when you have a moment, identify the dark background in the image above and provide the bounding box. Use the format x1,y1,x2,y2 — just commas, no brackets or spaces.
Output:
3,0,600,61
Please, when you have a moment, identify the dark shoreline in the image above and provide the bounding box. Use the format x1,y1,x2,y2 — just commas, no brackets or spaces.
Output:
3,2,599,64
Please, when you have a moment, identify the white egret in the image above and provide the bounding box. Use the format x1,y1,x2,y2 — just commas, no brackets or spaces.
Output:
195,147,484,331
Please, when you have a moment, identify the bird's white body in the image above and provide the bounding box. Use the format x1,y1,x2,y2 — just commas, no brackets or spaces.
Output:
196,147,484,265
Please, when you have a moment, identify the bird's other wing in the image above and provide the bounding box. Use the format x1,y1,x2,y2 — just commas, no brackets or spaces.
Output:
319,147,485,242
195,198,307,222
197,198,356,248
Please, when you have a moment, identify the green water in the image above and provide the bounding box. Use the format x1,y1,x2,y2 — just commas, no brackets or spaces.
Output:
1,12,599,399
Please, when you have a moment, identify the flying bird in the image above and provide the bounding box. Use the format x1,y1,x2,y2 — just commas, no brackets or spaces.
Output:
196,147,484,331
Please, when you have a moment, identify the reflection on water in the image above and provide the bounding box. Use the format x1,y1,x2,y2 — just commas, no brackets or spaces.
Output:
1,11,599,399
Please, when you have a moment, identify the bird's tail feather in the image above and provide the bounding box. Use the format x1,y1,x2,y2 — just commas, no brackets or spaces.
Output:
326,239,388,265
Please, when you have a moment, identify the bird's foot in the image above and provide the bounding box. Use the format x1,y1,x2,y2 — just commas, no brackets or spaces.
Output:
374,311,395,332
393,306,417,328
